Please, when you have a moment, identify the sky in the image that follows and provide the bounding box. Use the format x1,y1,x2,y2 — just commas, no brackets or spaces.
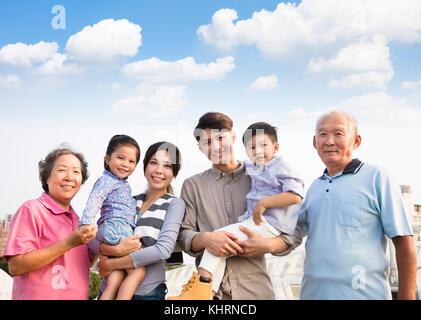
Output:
1,0,421,220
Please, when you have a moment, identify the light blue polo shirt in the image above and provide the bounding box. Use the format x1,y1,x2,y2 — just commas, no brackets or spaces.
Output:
298,159,413,300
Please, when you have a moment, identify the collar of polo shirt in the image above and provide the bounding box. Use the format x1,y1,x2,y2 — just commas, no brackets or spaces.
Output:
321,158,364,179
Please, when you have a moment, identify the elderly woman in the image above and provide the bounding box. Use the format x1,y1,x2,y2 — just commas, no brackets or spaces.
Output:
2,146,97,300
94,141,185,300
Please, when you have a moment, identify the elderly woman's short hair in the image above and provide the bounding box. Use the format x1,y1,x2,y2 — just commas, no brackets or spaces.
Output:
38,145,89,193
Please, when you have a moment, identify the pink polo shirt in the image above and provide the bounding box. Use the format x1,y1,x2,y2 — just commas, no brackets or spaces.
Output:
3,193,90,300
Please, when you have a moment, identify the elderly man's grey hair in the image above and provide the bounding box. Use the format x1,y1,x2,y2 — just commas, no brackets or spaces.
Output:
315,110,358,136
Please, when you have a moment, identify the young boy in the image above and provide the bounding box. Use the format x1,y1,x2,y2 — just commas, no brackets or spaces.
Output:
168,122,305,300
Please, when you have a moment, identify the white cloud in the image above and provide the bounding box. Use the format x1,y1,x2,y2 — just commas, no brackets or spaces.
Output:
121,56,235,83
308,36,394,89
110,82,121,90
329,70,394,90
248,74,280,90
0,41,58,67
288,92,421,127
401,80,421,90
36,53,82,76
339,92,421,125
197,1,421,57
65,19,142,64
111,84,188,118
0,74,20,88
308,36,391,74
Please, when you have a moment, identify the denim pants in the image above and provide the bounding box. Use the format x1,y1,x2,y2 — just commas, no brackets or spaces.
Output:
97,218,133,245
132,283,167,300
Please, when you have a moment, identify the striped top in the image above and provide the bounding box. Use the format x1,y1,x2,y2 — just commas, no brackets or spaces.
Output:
133,193,175,247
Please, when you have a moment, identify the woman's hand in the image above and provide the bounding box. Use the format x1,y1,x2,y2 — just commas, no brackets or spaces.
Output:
66,224,98,248
100,235,142,257
8,224,98,276
98,255,112,277
98,254,136,278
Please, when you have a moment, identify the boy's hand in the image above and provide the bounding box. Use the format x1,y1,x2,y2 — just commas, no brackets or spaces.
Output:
252,200,266,225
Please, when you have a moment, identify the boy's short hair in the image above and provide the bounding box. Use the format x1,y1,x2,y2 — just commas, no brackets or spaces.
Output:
194,112,233,142
242,122,278,145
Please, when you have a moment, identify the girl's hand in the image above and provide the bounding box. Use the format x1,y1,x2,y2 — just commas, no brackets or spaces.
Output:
66,224,97,247
252,200,266,225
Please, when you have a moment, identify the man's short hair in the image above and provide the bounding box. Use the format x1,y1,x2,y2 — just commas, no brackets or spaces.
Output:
242,122,278,145
315,110,358,136
194,112,233,142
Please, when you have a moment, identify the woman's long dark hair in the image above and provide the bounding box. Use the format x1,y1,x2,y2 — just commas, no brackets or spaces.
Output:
143,141,181,194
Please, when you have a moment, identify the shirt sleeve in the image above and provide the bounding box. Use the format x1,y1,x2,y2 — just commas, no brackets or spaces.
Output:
272,223,304,257
177,178,202,257
129,198,185,268
376,167,413,238
80,176,113,225
276,160,305,198
2,202,41,261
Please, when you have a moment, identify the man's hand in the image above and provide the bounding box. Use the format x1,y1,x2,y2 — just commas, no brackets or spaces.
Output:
252,200,266,225
204,231,243,257
237,226,270,258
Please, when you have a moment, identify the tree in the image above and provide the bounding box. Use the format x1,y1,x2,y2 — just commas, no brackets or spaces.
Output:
89,271,102,300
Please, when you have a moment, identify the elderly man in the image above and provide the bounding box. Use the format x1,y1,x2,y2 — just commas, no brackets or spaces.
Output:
297,110,417,299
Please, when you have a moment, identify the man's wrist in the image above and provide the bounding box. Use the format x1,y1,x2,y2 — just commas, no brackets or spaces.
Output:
269,236,289,254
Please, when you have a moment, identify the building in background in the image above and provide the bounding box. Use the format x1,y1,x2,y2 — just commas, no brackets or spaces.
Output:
0,214,12,257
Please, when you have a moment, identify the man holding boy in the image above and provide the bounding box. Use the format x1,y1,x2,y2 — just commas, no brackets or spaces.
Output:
172,112,301,300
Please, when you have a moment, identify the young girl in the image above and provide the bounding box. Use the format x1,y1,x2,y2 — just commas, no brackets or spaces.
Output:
80,134,145,300
95,141,185,300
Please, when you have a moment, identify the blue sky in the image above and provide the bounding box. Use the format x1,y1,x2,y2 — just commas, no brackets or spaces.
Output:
1,0,421,219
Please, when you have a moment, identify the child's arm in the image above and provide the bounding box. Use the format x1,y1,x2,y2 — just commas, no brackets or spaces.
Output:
80,177,113,225
252,191,302,225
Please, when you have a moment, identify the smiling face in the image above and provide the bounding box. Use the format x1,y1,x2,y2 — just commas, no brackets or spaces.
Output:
197,128,235,165
46,154,83,210
144,150,174,192
245,133,279,166
313,113,361,176
105,144,138,179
